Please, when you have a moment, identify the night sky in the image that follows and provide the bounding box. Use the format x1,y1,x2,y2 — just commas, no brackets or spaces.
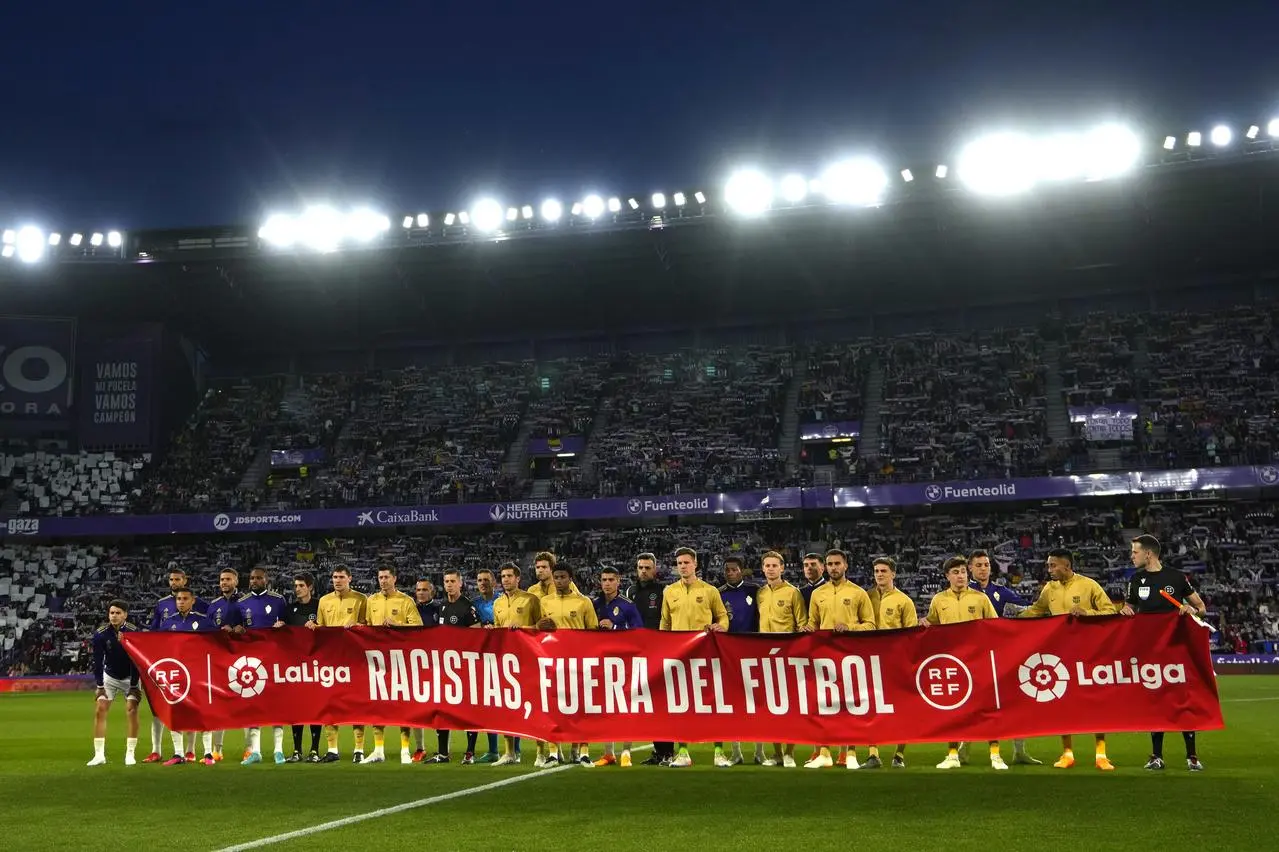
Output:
0,1,1275,230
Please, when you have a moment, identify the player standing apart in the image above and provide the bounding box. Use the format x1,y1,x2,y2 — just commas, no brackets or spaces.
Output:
803,548,875,769
311,565,368,763
1121,534,1208,772
592,566,644,767
1017,548,1118,771
925,557,1007,771
362,564,424,764
755,550,807,767
282,572,323,762
491,562,541,765
862,557,916,769
88,600,142,766
659,547,729,767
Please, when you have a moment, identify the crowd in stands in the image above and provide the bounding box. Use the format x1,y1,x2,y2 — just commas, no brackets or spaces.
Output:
1,449,148,517
5,501,1276,674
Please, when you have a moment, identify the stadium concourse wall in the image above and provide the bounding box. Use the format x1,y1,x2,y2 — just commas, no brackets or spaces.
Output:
2,463,1278,540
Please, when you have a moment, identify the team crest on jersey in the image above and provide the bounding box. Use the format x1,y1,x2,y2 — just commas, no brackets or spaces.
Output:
448,615,459,624
1072,596,1081,604
612,607,620,617
967,605,976,614
993,592,1002,602
885,607,896,617
516,606,524,614
649,594,658,605
1138,586,1151,600
776,599,786,607
726,604,734,618
842,598,851,606
695,596,704,604
1163,586,1176,595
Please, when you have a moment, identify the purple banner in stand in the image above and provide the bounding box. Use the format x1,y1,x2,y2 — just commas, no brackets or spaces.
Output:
77,331,157,448
0,316,75,427
3,466,1277,539
799,421,862,441
270,449,327,468
527,436,586,456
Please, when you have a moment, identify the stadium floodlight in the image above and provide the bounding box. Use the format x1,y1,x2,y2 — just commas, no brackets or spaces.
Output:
694,191,706,204
724,169,774,216
70,233,83,246
90,232,105,247
607,197,621,213
402,215,413,229
458,211,471,225
627,198,640,210
444,213,456,226
1210,124,1232,147
522,205,535,220
469,199,503,232
48,232,61,246
1036,133,1083,181
673,192,686,207
1079,123,1141,181
1,229,13,245
957,133,1037,196
506,207,519,222
900,169,914,182
570,202,583,217
1269,119,1279,138
1247,125,1260,140
106,230,123,249
935,164,949,179
779,173,808,203
345,208,390,244
581,194,605,219
258,213,296,248
16,226,46,264
0,245,12,259
821,157,889,206
1163,136,1176,150
1187,131,1202,147
652,192,667,209
416,213,429,228
297,205,345,253
540,199,562,221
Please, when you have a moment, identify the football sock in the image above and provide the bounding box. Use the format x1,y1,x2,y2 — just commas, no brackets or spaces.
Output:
1151,732,1165,758
504,735,517,756
1095,738,1107,759
437,730,450,755
1183,731,1197,757
989,742,1001,757
93,737,106,760
731,742,744,761
202,732,213,754
401,730,412,751
125,738,137,759
353,728,365,752
374,730,385,750
272,727,284,754
249,728,261,754
753,743,766,761
513,737,522,755
604,742,616,757
487,733,499,754
948,745,959,758
466,731,479,753
292,725,304,753
212,730,225,753
150,717,164,753
309,725,323,752
170,730,184,755
868,746,881,758
326,726,339,754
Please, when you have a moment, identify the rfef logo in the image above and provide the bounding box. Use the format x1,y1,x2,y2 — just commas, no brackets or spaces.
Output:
228,655,268,699
147,658,192,705
1019,652,1069,702
914,653,973,711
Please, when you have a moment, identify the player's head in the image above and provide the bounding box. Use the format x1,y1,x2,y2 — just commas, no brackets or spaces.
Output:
968,550,992,584
293,572,315,601
943,556,969,591
724,556,744,584
218,568,239,596
330,565,352,593
498,562,521,594
1130,535,1161,569
599,567,621,597
167,567,188,592
802,552,824,582
174,587,195,614
761,550,785,583
107,600,128,627
414,578,435,603
534,551,556,582
635,552,657,582
476,569,495,596
551,565,574,594
872,557,896,590
674,547,698,580
443,569,462,598
824,549,848,582
249,566,268,593
1046,548,1075,581
376,564,398,595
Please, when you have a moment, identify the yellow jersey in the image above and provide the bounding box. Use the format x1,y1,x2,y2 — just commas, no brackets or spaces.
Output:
1020,572,1115,618
493,590,542,627
529,578,580,599
757,582,807,633
660,579,730,632
807,579,876,631
316,590,367,627
869,587,918,630
539,591,599,630
926,588,997,625
364,590,423,627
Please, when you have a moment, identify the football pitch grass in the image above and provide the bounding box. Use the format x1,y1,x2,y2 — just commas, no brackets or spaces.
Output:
4,677,1278,852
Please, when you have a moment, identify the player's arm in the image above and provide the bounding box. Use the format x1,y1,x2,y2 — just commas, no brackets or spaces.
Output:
626,604,645,630
581,600,600,630
92,632,106,693
901,597,919,628
981,596,998,619
1017,586,1052,618
148,606,163,632
405,601,424,627
709,589,729,631
659,593,671,631
851,590,876,631
925,596,941,626
316,601,329,627
791,589,808,631
1085,582,1117,616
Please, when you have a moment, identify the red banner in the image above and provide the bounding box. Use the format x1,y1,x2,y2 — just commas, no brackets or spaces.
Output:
122,615,1223,743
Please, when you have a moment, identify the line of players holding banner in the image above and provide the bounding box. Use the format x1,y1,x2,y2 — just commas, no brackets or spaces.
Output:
90,535,1209,772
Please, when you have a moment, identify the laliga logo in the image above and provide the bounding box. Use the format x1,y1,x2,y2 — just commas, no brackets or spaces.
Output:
213,513,231,531
924,485,943,502
1019,652,1070,702
147,658,191,705
228,655,269,699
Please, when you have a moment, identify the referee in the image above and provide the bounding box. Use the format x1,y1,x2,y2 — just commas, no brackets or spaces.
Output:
283,572,323,763
1121,534,1208,772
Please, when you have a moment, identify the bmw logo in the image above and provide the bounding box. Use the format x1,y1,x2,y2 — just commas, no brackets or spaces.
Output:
1260,466,1279,486
924,485,943,502
626,499,643,515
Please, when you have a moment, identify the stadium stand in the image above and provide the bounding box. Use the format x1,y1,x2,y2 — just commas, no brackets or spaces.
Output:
1,449,149,516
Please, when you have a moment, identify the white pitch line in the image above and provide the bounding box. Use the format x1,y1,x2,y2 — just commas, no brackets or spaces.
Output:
1223,696,1279,703
213,746,651,852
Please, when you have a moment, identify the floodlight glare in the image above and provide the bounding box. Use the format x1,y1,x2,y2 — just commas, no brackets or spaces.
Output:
70,233,83,246
607,197,622,213
1037,133,1083,182
1,229,13,245
506,207,518,222
470,198,503,232
522,205,535,220
1163,136,1176,150
16,226,46,264
48,232,61,246
1247,125,1260,140
674,192,686,207
821,157,889,206
1210,124,1232,147
570,202,583,217
627,198,639,210
900,169,914,182
935,165,949,179
444,213,457,226
90,232,105,247
1187,131,1202,147
724,169,774,216
0,245,12,259
402,215,414,229
779,173,807,203
345,208,389,244
1269,119,1279,138
582,195,605,219
416,213,429,228
107,231,123,248
957,133,1037,196
540,199,562,221
458,211,471,225
652,192,667,209
1079,123,1141,181
297,205,345,253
